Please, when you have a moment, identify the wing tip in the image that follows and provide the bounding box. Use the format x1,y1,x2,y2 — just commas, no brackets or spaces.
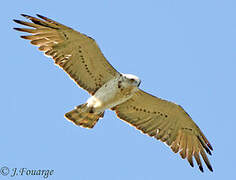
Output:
21,13,30,18
13,27,21,31
13,19,20,24
199,165,204,172
36,14,44,19
207,143,213,151
208,165,213,172
199,164,213,172
206,148,212,156
13,19,30,27
21,14,43,21
20,35,29,39
189,161,194,167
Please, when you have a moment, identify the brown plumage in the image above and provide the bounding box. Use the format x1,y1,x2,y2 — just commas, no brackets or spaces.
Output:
14,14,213,172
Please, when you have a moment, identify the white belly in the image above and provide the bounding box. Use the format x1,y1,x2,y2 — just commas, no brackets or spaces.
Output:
86,76,138,112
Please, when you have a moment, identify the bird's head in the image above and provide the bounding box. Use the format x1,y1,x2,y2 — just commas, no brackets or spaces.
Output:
122,74,141,87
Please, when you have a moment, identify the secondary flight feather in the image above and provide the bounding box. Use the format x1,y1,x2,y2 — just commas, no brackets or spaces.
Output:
14,14,213,172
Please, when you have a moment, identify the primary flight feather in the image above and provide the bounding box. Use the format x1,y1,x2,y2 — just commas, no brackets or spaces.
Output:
14,14,213,172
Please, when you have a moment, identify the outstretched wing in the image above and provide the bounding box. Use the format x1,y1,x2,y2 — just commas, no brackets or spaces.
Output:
113,89,213,172
14,14,119,95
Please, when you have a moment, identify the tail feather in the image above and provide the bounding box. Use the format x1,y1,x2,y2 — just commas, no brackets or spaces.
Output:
65,104,104,129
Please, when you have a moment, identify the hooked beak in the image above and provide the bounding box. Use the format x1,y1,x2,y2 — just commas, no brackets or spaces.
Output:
137,80,141,87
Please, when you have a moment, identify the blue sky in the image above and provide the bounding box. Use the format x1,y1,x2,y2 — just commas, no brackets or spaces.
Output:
1,0,235,179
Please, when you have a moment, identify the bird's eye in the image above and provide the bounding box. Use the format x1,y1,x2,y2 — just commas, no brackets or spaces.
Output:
130,78,135,82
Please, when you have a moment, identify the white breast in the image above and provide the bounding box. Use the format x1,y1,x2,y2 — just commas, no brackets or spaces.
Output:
86,76,138,112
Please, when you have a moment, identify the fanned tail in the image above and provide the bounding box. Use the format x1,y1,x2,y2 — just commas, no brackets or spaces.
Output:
65,104,104,129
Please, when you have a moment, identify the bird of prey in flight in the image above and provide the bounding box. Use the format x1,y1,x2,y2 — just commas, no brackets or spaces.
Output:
14,14,213,172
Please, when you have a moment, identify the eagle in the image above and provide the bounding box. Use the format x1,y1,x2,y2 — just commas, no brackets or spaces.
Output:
14,14,213,172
